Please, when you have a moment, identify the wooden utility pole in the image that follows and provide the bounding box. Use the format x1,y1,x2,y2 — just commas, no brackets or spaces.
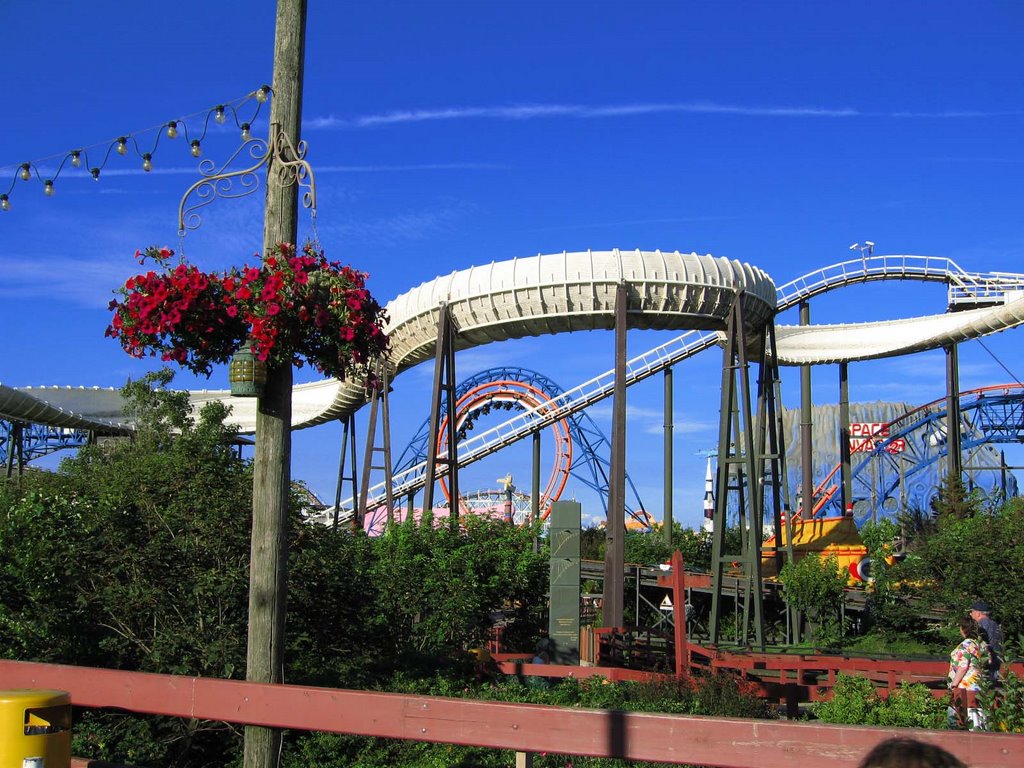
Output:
245,1,306,767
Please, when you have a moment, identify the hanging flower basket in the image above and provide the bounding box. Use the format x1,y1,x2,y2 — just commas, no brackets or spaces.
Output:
106,242,389,389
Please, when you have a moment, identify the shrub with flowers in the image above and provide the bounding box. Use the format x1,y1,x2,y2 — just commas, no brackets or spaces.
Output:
106,242,389,381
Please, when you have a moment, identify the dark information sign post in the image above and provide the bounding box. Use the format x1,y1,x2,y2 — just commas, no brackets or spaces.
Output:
548,500,581,664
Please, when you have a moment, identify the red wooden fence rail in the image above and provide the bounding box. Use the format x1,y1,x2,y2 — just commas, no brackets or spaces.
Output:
2,660,1022,768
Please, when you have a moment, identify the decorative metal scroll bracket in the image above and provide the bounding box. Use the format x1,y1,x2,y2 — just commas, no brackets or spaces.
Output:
177,123,316,236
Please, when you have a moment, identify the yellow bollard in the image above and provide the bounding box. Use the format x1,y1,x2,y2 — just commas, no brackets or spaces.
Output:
0,690,71,768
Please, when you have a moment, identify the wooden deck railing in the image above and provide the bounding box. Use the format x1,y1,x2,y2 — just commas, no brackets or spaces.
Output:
2,660,1022,768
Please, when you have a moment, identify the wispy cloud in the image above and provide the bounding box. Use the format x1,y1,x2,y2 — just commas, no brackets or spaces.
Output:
308,102,862,129
316,199,475,247
0,254,127,308
316,162,508,173
307,101,1022,130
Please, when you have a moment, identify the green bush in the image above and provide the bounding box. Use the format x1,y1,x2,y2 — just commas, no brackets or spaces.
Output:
779,553,847,647
813,674,878,724
844,632,934,657
979,653,1024,733
873,681,949,730
813,673,947,729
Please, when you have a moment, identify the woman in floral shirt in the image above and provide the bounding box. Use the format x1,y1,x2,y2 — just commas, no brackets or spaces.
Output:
947,615,989,729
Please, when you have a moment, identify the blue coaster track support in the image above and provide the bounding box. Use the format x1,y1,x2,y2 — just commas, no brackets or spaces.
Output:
391,366,648,527
810,385,1024,524
0,420,93,471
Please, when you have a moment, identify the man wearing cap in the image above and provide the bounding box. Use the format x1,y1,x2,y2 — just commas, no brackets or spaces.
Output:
970,600,1003,681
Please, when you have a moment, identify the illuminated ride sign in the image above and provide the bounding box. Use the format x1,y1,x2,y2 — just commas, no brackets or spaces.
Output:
848,422,905,454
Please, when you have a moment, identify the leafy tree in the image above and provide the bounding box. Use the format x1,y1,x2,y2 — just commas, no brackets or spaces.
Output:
580,525,605,560
930,475,982,521
778,553,847,646
0,370,254,764
895,497,1024,640
0,370,553,766
580,524,741,574
369,514,547,675
857,519,926,640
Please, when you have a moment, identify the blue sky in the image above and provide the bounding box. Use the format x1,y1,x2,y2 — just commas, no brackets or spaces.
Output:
1,1,1022,527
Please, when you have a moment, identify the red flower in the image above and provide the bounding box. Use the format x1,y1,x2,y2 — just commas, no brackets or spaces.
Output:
108,242,389,380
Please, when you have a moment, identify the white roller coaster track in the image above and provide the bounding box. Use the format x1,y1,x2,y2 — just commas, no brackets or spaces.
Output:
347,254,1024,511
2,252,1024,507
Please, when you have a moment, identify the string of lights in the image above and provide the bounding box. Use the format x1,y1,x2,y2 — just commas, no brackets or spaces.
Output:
0,85,271,212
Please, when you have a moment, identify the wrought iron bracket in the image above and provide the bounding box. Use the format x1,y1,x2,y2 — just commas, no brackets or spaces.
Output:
177,123,316,235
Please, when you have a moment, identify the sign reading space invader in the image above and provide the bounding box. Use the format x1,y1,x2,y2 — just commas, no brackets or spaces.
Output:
547,500,581,665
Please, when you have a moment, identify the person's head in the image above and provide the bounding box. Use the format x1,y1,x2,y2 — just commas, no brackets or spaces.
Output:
970,599,990,621
858,737,966,768
958,614,980,639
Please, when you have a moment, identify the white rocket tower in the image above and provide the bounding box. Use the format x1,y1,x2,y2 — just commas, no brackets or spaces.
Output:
702,456,715,532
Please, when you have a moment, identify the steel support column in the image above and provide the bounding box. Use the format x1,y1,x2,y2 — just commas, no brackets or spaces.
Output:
4,421,23,479
663,366,674,546
332,413,358,531
358,363,395,528
839,362,853,516
423,302,460,529
799,301,813,516
532,430,541,554
757,324,787,576
709,291,768,648
945,343,962,481
602,283,628,630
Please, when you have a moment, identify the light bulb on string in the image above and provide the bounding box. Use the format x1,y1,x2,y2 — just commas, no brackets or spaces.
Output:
166,121,178,139
90,168,101,181
215,106,226,125
0,195,9,211
19,163,30,181
70,151,81,168
240,123,252,141
190,140,202,158
255,85,270,103
116,138,128,156
142,154,153,172
43,180,54,196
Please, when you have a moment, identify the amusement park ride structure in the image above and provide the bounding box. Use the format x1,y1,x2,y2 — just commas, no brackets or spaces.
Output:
3,250,1024,645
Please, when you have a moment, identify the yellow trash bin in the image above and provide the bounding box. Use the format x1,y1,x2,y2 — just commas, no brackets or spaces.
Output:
0,690,71,768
